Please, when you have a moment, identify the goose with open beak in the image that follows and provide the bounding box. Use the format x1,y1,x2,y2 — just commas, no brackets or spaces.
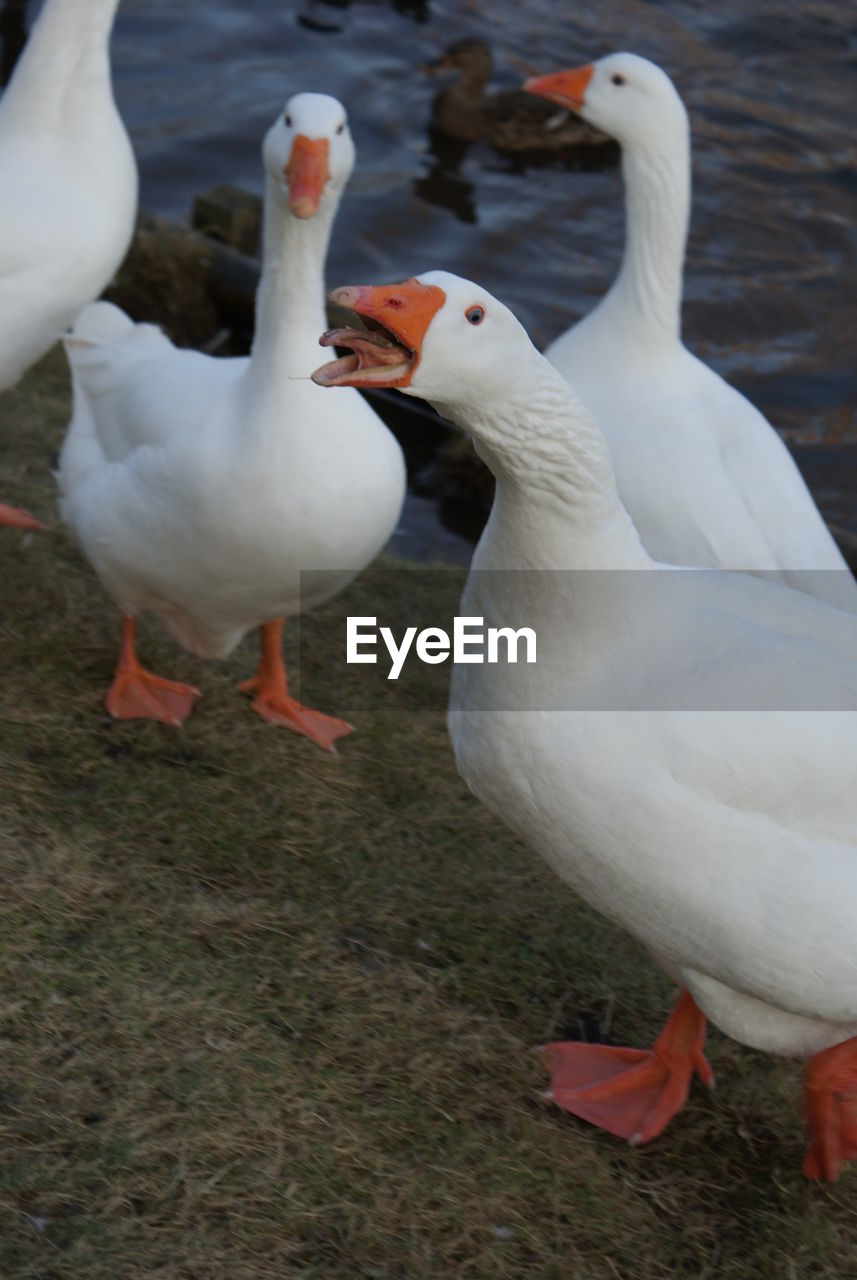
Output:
314,270,857,1181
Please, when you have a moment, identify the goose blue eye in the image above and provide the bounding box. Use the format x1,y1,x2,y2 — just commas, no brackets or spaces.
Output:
466,305,485,325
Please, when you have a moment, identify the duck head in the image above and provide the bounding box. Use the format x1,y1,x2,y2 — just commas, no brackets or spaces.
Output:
525,52,685,147
426,38,494,87
263,92,355,219
312,270,535,407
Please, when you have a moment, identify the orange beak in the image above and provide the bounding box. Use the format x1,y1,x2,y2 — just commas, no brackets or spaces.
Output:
524,64,595,113
285,135,331,218
312,278,447,390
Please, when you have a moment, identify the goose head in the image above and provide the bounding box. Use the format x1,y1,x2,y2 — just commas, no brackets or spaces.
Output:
525,52,686,148
312,270,538,408
263,92,355,219
312,273,613,503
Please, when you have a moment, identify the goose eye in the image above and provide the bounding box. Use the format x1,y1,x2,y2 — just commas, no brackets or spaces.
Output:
611,73,626,86
336,121,345,135
465,305,485,325
285,112,293,126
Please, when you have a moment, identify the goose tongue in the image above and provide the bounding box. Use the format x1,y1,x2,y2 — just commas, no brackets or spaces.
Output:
313,321,413,388
312,279,447,389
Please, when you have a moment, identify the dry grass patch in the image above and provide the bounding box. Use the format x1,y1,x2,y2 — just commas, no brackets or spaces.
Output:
1,351,857,1277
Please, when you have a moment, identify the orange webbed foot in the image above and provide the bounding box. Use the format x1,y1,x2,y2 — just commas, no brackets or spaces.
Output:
803,1037,857,1181
0,501,44,530
106,614,200,727
240,672,353,751
107,667,200,726
542,990,713,1145
240,618,353,752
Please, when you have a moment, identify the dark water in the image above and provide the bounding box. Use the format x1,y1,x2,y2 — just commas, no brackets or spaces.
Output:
13,0,857,552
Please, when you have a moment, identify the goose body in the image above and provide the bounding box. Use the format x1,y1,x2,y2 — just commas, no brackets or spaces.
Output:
0,0,136,388
0,0,136,528
313,270,857,1179
526,54,855,610
59,94,405,748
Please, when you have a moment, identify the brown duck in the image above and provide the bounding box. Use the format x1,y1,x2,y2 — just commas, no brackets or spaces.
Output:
428,39,610,152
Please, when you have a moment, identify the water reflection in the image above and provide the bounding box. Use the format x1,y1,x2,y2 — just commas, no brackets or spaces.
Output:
393,0,429,20
298,0,428,35
414,122,619,226
414,127,477,224
297,0,349,35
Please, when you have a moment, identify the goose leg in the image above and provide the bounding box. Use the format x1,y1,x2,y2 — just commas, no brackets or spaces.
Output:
239,618,353,752
803,1037,857,1181
542,989,714,1145
0,500,43,530
106,615,200,726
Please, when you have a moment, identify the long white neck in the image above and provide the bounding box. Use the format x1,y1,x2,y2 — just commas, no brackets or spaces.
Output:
244,178,337,401
430,356,650,571
595,116,690,346
1,0,121,132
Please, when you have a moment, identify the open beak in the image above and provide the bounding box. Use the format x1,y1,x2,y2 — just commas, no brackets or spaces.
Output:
524,64,594,113
285,135,330,218
312,278,446,390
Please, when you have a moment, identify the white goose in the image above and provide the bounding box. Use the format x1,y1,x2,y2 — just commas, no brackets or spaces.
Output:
524,54,856,610
0,0,136,529
59,93,405,751
313,269,857,1180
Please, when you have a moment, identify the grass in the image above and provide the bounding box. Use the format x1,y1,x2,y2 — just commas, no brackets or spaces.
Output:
1,350,857,1278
